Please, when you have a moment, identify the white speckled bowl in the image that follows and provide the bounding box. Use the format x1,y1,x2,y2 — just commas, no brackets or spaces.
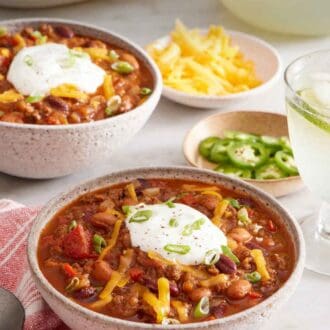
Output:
28,166,305,330
0,18,162,179
150,30,281,109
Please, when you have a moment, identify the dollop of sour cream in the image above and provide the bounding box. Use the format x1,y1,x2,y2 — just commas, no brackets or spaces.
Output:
7,43,105,96
125,203,227,265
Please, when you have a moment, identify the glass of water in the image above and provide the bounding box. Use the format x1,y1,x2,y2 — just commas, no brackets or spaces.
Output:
285,50,330,275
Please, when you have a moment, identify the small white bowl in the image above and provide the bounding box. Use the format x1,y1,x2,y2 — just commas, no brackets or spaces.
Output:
0,18,162,179
151,30,281,109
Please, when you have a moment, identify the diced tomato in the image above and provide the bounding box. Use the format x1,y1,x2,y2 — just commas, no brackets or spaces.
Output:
62,224,92,259
129,267,144,281
177,193,197,206
62,263,77,277
268,220,277,232
248,291,263,299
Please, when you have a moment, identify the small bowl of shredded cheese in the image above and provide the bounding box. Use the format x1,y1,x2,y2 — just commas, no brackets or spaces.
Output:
147,20,281,109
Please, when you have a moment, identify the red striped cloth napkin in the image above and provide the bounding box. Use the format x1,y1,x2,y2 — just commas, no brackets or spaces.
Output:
0,199,68,330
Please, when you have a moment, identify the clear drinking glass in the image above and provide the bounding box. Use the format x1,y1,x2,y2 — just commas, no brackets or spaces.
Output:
285,50,330,275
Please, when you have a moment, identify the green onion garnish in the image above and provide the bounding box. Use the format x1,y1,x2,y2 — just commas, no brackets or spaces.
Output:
67,220,77,232
204,249,220,265
0,26,7,37
93,234,106,254
237,207,251,225
140,87,152,96
26,95,43,103
228,198,240,209
32,30,47,44
122,205,131,214
24,55,33,66
182,218,205,236
245,271,262,283
169,218,179,227
193,296,210,318
221,245,240,264
164,244,191,255
111,61,134,74
105,95,121,116
129,210,153,223
108,50,119,61
164,197,175,208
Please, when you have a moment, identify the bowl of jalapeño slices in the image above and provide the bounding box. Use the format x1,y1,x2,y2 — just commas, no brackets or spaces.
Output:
183,110,303,197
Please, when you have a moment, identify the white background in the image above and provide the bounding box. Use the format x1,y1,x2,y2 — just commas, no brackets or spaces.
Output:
0,0,329,329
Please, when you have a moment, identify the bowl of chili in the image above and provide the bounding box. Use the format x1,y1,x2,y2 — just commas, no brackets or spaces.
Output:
0,18,162,178
27,166,305,329
183,111,304,197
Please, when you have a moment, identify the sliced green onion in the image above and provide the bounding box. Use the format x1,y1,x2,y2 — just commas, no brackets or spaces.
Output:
26,95,43,103
108,50,119,61
182,224,193,236
0,26,7,37
67,220,77,232
122,205,131,215
129,210,153,223
164,244,191,255
105,95,121,116
169,218,179,227
140,87,152,96
191,218,205,230
93,234,106,254
65,276,80,292
204,249,220,265
69,49,87,58
111,61,134,74
221,245,240,264
32,30,47,44
164,197,175,208
24,55,33,66
182,218,205,236
237,207,251,225
193,296,209,318
245,271,261,283
228,198,240,209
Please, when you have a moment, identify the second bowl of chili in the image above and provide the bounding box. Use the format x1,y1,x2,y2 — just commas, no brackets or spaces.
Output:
27,166,305,330
0,18,162,178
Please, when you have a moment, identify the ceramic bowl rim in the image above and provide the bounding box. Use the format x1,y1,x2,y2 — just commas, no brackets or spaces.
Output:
0,17,162,130
151,29,282,102
27,166,305,329
183,110,301,184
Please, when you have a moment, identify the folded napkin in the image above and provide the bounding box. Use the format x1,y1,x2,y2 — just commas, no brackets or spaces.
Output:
0,199,68,330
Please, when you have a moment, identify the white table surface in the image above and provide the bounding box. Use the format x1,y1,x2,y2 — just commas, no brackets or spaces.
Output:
0,0,329,329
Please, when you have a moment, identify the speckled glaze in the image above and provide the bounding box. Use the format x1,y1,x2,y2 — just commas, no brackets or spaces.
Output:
27,166,305,330
0,18,162,179
152,31,281,109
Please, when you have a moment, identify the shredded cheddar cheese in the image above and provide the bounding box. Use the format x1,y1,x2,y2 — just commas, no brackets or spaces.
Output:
98,219,122,260
126,183,138,203
50,84,88,102
250,249,271,281
103,74,115,100
0,90,23,103
212,199,229,227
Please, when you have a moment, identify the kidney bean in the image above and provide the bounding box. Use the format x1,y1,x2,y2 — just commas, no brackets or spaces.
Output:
215,255,237,274
211,304,227,318
169,281,179,297
46,95,69,113
227,280,252,300
55,25,75,38
73,286,96,300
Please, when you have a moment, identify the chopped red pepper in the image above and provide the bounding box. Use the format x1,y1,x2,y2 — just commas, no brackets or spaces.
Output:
62,263,77,278
248,291,263,299
129,267,144,281
268,220,276,232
